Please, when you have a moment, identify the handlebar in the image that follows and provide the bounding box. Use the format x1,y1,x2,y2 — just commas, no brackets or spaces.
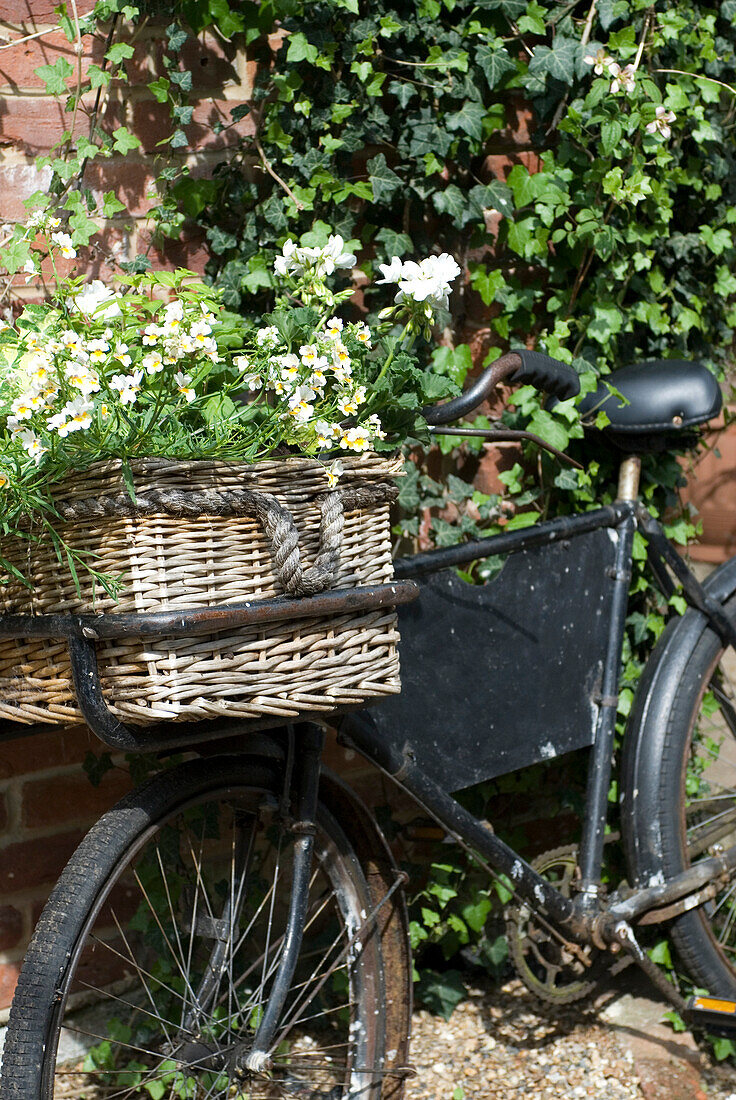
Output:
423,349,581,425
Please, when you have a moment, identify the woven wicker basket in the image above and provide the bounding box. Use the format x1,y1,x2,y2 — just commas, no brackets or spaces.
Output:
0,454,403,727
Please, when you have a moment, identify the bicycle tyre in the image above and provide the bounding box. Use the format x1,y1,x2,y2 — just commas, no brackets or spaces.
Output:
642,594,736,996
1,754,395,1098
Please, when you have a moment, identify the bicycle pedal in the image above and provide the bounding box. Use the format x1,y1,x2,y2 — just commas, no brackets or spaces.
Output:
685,995,736,1037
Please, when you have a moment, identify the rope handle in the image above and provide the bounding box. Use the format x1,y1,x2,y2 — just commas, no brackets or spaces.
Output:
55,482,398,598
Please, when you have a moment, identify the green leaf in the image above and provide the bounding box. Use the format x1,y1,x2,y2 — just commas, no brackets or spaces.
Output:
529,38,579,85
415,969,467,1020
445,102,485,142
106,41,135,65
112,126,141,154
375,227,413,256
101,191,126,217
431,344,473,387
87,64,112,89
287,32,319,64
148,76,171,102
35,57,74,95
527,409,570,452
601,119,623,155
476,45,515,90
366,153,401,203
0,237,31,274
432,184,472,226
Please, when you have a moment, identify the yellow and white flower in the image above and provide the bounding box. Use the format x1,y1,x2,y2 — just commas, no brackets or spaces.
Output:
325,316,344,340
110,369,144,405
287,385,316,422
142,351,164,375
340,426,371,452
51,231,76,259
86,339,110,364
64,363,100,397
326,458,344,486
174,370,196,403
17,428,47,462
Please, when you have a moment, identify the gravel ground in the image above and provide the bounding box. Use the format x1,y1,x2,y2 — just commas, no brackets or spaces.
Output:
405,976,736,1099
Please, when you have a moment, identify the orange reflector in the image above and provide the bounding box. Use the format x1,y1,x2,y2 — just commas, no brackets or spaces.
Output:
693,997,736,1014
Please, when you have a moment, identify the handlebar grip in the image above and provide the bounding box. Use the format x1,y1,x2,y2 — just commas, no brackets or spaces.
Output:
423,349,580,425
512,350,580,401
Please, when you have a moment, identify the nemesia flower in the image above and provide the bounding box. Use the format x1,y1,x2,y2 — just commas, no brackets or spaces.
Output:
287,385,316,421
234,354,251,370
174,371,196,402
353,322,372,347
23,258,37,284
340,426,371,451
326,458,344,486
64,363,100,397
11,394,35,420
48,397,93,437
337,390,361,416
87,339,110,364
646,105,676,139
242,372,261,391
18,428,46,462
310,367,327,390
299,344,320,367
365,413,386,440
0,470,9,488
314,419,337,448
609,62,636,94
113,342,132,368
60,329,82,352
142,325,161,346
110,370,143,405
325,316,343,339
142,351,164,374
51,231,76,258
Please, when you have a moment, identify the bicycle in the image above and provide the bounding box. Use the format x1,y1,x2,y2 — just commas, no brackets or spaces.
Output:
2,347,736,1098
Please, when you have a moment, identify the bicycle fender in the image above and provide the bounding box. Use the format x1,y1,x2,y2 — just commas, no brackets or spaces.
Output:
620,554,736,887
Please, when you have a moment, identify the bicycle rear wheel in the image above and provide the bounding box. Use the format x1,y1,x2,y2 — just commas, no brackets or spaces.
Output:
1,754,393,1098
643,596,736,996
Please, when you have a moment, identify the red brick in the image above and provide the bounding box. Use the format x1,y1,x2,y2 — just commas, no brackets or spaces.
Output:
131,97,254,154
0,961,21,1011
0,28,105,91
1,0,96,25
0,792,8,833
0,158,52,220
83,157,157,217
21,766,132,829
0,905,23,950
482,150,542,181
142,226,209,275
122,31,243,90
0,93,124,156
0,724,97,779
0,828,85,893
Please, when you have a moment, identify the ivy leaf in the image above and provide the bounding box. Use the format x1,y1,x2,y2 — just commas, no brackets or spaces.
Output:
87,65,111,90
101,191,126,217
375,227,413,256
528,38,579,85
105,42,135,65
112,127,141,154
415,969,467,1021
366,153,401,203
476,45,516,90
469,180,513,218
433,184,473,226
35,58,74,95
287,32,319,64
527,409,569,452
445,101,485,141
0,237,31,274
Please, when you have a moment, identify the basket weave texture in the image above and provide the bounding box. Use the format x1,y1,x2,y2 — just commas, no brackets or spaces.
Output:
0,454,403,726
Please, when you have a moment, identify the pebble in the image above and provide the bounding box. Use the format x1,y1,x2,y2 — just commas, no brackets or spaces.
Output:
405,976,736,1099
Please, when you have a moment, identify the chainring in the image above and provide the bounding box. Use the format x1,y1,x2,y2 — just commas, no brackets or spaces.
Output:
506,845,603,1004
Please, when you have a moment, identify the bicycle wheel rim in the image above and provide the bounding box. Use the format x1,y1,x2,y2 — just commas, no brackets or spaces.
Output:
39,775,385,1098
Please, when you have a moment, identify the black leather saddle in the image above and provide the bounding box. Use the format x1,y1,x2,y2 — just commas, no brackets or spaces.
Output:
579,359,722,451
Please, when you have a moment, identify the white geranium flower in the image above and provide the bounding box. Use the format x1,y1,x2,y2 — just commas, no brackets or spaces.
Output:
69,280,121,318
646,105,676,139
377,257,404,285
365,413,386,440
273,238,299,277
174,370,196,402
256,325,280,347
397,254,462,308
320,234,356,274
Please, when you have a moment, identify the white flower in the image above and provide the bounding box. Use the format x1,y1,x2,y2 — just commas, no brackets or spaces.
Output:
234,354,251,370
337,390,361,416
398,254,462,308
321,234,356,274
10,394,36,420
60,329,82,352
584,49,615,76
340,426,371,452
365,413,386,440
326,458,344,486
353,322,372,347
174,370,196,402
646,105,677,139
325,316,344,339
256,325,280,348
51,231,76,259
287,384,317,421
17,427,46,462
142,324,161,346
377,256,404,285
609,62,636,95
23,258,37,284
112,342,132,368
86,338,110,364
299,344,321,366
314,419,338,448
310,367,327,390
242,372,261,391
64,363,100,396
48,397,93,437
110,369,143,405
142,351,164,374
273,238,299,278
26,210,45,229
69,279,120,319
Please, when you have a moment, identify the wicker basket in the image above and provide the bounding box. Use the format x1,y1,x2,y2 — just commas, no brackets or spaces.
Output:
0,454,403,726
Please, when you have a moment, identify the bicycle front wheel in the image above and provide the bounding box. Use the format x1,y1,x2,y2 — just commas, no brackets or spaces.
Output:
647,595,736,996
1,754,391,1098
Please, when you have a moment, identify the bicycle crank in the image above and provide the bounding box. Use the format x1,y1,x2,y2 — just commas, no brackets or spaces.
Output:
507,845,605,1004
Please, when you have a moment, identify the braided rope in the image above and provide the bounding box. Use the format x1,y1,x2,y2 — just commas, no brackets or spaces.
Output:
54,481,398,598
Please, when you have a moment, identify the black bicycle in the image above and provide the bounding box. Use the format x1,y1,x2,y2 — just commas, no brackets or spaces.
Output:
3,349,736,1099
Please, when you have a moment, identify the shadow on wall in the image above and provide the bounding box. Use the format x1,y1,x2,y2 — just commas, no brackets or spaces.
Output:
684,413,736,563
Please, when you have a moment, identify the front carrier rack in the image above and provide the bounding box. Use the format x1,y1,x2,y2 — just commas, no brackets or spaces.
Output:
0,581,419,755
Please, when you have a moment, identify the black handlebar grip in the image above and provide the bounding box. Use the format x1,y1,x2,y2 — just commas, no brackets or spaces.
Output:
511,349,580,401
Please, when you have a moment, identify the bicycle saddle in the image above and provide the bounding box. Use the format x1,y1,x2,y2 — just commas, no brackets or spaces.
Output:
579,359,722,451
